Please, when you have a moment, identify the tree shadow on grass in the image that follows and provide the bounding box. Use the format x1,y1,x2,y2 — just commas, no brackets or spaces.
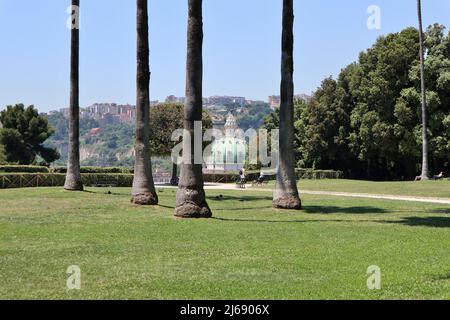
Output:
158,204,175,209
213,205,387,214
212,217,322,224
84,189,125,196
303,206,388,215
430,208,450,214
214,206,274,211
382,216,450,228
82,190,96,194
212,216,377,224
431,274,450,281
207,195,273,202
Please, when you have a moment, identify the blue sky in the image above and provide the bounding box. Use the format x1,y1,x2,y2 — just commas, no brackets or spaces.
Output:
0,0,449,112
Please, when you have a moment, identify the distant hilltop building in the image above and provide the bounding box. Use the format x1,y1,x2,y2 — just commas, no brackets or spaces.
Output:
268,93,311,110
165,95,185,104
57,100,158,125
245,99,266,106
268,95,281,110
165,95,248,108
204,96,246,107
79,103,137,125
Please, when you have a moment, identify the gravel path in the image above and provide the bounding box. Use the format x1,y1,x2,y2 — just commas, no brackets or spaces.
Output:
156,183,450,205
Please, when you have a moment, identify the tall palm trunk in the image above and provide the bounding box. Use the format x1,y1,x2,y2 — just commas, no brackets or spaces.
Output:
418,0,429,180
64,0,83,191
131,0,158,205
273,0,301,209
170,161,178,186
175,0,211,218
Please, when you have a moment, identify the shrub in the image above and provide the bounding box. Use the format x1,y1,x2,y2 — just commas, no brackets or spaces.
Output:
51,166,134,174
203,171,275,183
0,173,133,189
81,173,133,187
0,165,50,173
295,169,344,179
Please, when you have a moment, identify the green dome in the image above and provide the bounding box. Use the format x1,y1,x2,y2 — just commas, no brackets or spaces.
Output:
209,137,246,165
205,113,246,171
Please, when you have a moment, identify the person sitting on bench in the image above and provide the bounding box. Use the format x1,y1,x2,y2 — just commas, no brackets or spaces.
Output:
257,173,266,185
432,171,444,180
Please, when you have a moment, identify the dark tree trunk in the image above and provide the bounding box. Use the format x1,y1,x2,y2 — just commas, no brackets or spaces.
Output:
131,0,158,205
273,0,302,210
171,161,178,186
175,0,212,218
418,0,429,180
64,0,83,191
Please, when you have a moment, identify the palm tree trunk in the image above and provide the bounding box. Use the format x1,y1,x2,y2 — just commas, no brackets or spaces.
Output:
131,0,158,205
175,0,212,218
64,0,83,191
273,0,301,209
170,161,178,186
418,0,429,180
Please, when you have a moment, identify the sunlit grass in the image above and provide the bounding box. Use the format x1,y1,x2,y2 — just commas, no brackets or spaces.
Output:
0,187,449,299
259,179,450,198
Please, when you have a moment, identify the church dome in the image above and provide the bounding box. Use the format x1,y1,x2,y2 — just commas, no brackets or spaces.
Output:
205,113,246,172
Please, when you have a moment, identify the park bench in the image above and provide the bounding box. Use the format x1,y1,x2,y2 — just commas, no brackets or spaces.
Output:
89,175,119,188
251,179,269,187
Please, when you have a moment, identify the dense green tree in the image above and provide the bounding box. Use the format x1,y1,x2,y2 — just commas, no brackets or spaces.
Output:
0,144,6,164
346,27,423,179
263,24,449,180
298,76,352,171
0,104,59,165
149,103,184,157
149,102,212,185
397,23,450,173
237,103,272,130
263,101,304,167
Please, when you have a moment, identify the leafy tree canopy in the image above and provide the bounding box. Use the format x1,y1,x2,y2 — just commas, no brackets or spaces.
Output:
264,24,450,180
0,143,7,164
149,103,213,157
0,104,59,165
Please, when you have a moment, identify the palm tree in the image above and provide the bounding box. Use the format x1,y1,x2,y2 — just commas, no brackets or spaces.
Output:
273,0,302,209
64,0,83,191
417,0,429,180
175,0,212,218
131,0,158,205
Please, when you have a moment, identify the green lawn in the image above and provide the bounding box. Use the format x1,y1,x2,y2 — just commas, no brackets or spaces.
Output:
282,179,450,198
0,186,449,299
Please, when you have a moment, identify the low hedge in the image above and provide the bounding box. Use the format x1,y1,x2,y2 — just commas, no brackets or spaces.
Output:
203,170,274,183
0,168,344,189
0,165,50,173
51,166,134,174
203,169,343,182
0,165,135,174
295,169,344,180
0,173,134,189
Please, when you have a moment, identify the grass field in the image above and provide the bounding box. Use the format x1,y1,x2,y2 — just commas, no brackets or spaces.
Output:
274,179,450,198
0,185,449,299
